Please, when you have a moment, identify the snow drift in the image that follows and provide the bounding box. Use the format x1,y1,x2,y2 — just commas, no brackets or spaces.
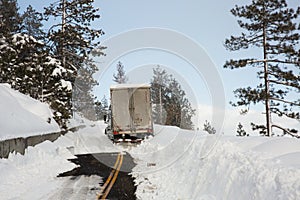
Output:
0,84,60,140
0,117,299,199
129,126,300,200
0,120,118,199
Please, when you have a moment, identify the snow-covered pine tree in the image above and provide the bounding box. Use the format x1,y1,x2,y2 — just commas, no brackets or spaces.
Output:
180,92,195,130
73,59,99,120
95,100,102,120
164,77,182,127
100,95,108,118
0,0,21,37
224,0,300,137
94,95,108,120
47,67,73,128
0,35,17,84
44,0,105,121
0,0,22,83
113,61,128,84
150,66,195,130
11,33,43,94
203,120,216,134
165,76,195,129
150,66,169,125
6,32,73,128
12,6,46,95
0,1,72,127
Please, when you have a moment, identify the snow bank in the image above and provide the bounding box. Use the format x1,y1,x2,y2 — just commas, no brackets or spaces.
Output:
64,120,121,155
0,120,117,199
0,140,76,199
0,84,60,140
1,115,299,199
129,127,300,200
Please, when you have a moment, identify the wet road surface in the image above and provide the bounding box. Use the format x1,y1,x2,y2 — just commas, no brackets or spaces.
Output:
58,152,136,200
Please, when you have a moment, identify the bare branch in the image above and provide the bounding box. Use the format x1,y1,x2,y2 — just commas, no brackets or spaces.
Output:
269,97,300,106
247,59,299,65
269,79,300,90
272,124,300,138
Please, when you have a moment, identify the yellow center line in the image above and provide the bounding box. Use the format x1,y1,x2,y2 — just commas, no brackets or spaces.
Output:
101,153,124,200
97,153,121,199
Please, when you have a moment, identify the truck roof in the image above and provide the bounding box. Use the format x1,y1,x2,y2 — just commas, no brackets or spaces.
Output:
110,83,151,90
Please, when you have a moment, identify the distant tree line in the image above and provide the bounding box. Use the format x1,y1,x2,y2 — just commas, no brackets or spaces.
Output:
0,0,105,128
150,66,195,130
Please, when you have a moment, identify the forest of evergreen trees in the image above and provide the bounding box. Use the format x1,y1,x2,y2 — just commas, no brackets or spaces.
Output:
0,0,104,128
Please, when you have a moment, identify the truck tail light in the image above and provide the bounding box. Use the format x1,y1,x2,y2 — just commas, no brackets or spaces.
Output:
113,131,119,135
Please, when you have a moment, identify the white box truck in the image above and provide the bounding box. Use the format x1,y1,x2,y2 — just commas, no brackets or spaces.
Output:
105,84,153,142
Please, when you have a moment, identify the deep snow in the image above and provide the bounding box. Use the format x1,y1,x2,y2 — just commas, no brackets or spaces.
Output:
0,84,60,140
0,86,299,199
0,120,299,200
0,120,118,199
129,127,300,200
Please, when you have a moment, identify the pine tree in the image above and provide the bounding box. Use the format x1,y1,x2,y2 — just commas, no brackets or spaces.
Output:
164,77,182,127
95,100,102,120
9,33,73,127
203,120,216,134
236,122,249,137
150,66,195,130
224,0,300,137
21,5,45,41
101,95,108,113
113,61,128,84
10,33,44,93
0,0,21,37
0,0,22,83
44,0,105,121
11,5,46,95
0,1,73,127
150,66,169,124
95,95,108,120
0,35,17,83
73,58,99,120
44,0,104,72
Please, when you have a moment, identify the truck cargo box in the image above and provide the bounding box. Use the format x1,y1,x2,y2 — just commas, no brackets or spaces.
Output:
108,84,153,141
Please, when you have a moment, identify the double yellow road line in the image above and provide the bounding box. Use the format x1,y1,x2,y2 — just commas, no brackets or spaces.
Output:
97,152,124,199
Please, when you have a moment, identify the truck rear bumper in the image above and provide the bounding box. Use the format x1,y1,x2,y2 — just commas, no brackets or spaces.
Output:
113,131,153,140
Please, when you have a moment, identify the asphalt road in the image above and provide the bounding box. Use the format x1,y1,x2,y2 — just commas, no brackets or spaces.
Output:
57,152,137,200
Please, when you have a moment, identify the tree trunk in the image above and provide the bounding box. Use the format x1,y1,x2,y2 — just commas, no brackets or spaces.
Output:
62,0,66,68
159,86,163,124
262,12,271,137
